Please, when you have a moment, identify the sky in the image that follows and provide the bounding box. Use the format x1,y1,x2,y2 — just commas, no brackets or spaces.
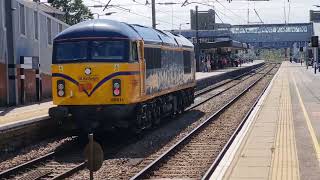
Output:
81,0,320,30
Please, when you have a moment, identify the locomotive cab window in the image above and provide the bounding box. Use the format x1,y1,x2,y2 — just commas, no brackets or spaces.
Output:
130,42,138,62
91,40,128,61
53,40,130,63
183,50,192,74
54,41,88,63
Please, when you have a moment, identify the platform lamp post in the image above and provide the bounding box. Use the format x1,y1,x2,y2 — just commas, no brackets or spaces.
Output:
311,36,318,74
305,43,308,69
195,6,200,72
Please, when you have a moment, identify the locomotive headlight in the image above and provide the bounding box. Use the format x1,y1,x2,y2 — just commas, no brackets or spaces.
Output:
57,80,65,97
58,90,65,97
114,82,120,89
113,79,121,96
58,83,64,90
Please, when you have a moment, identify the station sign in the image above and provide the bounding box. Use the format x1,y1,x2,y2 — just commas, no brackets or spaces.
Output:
20,56,40,69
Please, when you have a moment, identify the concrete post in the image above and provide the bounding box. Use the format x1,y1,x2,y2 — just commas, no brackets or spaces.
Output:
5,0,18,105
152,0,156,29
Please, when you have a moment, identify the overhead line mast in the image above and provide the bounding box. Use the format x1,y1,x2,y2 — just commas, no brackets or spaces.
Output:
152,0,156,28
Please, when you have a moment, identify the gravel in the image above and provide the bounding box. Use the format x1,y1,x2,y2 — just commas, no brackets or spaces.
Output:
0,136,76,172
0,64,278,179
146,69,274,179
69,64,278,179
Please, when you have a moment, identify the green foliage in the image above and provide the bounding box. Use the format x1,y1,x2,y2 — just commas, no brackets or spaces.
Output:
50,0,93,25
258,49,286,62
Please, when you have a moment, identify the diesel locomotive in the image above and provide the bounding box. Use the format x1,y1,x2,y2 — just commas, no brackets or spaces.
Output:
49,19,196,133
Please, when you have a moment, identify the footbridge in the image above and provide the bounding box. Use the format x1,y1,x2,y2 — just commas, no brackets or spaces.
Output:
177,23,314,49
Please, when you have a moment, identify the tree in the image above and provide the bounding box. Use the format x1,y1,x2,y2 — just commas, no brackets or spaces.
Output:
49,0,93,25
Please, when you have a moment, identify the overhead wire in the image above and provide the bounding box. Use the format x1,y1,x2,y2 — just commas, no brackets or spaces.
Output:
85,0,181,28
254,9,263,24
182,0,245,24
112,5,182,28
132,0,190,23
253,2,263,24
214,8,238,23
215,11,224,23
86,0,258,27
189,0,247,24
214,0,247,23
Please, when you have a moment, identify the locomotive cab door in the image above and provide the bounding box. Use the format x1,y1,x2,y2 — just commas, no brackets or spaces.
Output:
137,40,146,96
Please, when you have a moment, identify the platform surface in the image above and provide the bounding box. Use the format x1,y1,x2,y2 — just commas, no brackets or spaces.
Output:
0,60,264,129
0,101,53,129
211,61,320,180
196,60,264,80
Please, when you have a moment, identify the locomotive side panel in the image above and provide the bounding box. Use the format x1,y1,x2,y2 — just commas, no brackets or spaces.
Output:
144,47,195,96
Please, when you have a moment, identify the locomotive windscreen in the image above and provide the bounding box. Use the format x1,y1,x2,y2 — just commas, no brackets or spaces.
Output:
53,40,130,63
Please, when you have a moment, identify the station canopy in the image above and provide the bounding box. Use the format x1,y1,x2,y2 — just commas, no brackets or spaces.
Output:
200,40,250,50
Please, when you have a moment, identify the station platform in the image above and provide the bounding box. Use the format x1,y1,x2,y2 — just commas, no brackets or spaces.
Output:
0,101,53,130
211,61,320,180
196,60,264,80
0,60,264,130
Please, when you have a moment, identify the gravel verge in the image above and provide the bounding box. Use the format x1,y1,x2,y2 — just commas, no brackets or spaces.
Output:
0,64,277,179
0,136,76,172
69,65,278,179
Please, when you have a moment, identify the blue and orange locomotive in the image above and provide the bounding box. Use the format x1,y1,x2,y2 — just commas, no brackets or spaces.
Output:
49,19,196,132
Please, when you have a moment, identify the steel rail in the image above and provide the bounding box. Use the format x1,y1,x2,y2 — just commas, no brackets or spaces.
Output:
0,152,55,179
52,162,87,180
0,139,85,180
130,64,277,180
0,63,269,180
195,63,267,97
187,64,273,111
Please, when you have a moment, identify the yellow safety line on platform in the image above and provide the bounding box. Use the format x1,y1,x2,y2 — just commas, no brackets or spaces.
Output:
292,73,320,163
270,69,300,180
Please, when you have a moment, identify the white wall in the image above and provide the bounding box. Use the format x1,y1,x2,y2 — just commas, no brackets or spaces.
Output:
14,0,69,74
313,22,320,36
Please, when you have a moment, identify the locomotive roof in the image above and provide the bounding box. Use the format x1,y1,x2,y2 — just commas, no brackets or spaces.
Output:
54,19,194,48
54,19,141,41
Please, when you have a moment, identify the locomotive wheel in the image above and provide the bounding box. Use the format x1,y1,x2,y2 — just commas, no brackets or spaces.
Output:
145,107,152,129
131,105,146,134
177,95,184,114
153,105,161,126
131,104,153,133
131,114,143,134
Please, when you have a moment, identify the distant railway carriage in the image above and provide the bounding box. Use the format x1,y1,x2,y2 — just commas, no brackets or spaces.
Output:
49,19,196,133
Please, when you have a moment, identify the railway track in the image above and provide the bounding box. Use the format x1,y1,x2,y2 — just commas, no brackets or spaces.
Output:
130,64,278,179
0,63,265,154
189,63,273,110
0,130,136,180
0,138,85,180
195,63,268,97
0,64,275,180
